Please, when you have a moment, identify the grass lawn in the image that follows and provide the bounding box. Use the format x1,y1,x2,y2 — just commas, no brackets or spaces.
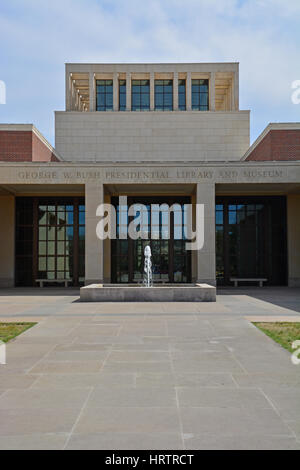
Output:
254,322,300,353
0,323,37,343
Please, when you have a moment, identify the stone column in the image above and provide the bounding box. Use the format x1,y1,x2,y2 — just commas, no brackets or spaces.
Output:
234,69,239,111
66,72,72,111
173,71,179,111
196,183,216,286
126,72,131,111
186,72,192,111
89,72,96,112
210,72,216,111
85,183,104,285
150,72,155,111
113,72,119,111
0,196,15,287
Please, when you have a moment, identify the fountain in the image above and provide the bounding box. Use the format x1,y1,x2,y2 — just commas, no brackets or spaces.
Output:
80,245,216,302
143,245,153,288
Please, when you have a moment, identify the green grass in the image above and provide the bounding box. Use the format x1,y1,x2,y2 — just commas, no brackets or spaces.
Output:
254,322,300,353
0,323,37,343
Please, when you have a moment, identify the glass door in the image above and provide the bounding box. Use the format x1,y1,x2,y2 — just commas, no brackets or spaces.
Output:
111,196,191,284
37,202,74,283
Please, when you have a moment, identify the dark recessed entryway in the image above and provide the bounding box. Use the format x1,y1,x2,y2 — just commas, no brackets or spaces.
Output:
216,196,287,286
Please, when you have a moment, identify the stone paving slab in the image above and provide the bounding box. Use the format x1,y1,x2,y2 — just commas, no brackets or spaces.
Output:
66,432,184,451
183,434,300,451
0,433,68,450
74,406,180,435
0,287,299,450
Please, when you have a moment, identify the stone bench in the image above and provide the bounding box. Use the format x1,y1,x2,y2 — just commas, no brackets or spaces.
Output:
230,278,268,288
36,279,72,288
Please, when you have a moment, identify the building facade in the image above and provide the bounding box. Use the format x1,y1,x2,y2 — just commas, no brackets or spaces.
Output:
0,63,300,288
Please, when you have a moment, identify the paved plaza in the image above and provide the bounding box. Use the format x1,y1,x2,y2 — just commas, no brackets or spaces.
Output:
0,287,299,450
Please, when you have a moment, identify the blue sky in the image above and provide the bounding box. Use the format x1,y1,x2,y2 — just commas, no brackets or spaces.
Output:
0,0,300,146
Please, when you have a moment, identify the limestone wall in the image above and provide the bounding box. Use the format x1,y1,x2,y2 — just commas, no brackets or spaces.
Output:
55,111,250,163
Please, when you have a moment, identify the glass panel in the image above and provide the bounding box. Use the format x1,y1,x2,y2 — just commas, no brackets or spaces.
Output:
192,79,209,111
39,242,47,255
39,258,46,271
119,80,126,111
48,257,55,271
229,211,237,224
47,241,55,255
216,211,224,225
39,227,47,241
57,242,65,256
132,80,150,111
155,80,173,111
179,79,186,111
57,257,65,271
96,80,113,111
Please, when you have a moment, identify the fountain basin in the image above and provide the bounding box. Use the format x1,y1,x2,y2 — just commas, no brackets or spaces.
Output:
80,284,216,303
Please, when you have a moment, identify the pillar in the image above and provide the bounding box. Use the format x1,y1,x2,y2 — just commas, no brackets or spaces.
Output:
66,72,72,111
187,72,192,111
234,69,239,110
89,72,95,112
126,72,131,111
85,183,104,285
113,72,119,111
210,72,216,111
150,72,155,111
196,183,216,286
173,71,178,111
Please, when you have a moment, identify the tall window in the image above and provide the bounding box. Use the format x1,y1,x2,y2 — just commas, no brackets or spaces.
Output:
38,203,75,282
96,80,113,111
155,80,173,111
15,198,85,287
111,197,191,284
132,80,150,111
15,198,34,287
215,197,287,286
192,79,209,111
119,80,126,111
78,204,85,282
178,79,186,111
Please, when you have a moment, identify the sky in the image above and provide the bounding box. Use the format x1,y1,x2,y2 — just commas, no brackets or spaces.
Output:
0,0,300,146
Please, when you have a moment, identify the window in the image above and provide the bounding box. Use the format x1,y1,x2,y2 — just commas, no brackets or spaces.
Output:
96,80,113,111
178,79,186,111
111,196,191,284
132,80,150,111
119,80,126,111
37,203,74,282
192,79,209,111
215,197,287,286
15,198,85,287
15,198,34,286
155,80,173,111
78,205,85,281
